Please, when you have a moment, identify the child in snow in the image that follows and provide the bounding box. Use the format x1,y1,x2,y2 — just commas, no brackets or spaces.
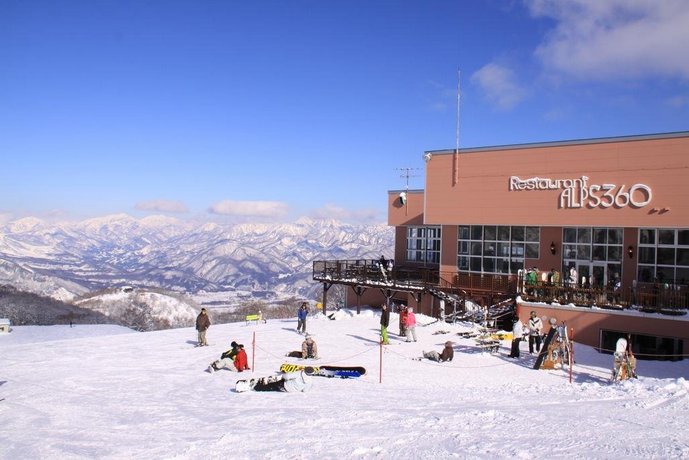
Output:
301,334,319,359
423,341,454,362
208,341,240,372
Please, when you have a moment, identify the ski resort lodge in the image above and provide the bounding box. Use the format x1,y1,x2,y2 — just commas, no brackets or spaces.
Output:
313,131,689,359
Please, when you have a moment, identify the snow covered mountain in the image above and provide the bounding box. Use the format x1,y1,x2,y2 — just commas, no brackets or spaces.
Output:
0,215,393,300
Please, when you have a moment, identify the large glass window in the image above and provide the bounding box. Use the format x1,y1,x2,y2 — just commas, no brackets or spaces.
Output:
457,225,539,274
638,228,689,284
406,227,441,265
563,227,623,286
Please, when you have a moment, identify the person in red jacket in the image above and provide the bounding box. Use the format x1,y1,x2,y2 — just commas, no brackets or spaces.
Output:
234,344,250,372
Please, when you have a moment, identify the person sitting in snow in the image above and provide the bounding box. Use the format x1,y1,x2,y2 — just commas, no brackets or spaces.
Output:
423,341,454,362
234,344,250,372
208,341,240,373
301,334,319,359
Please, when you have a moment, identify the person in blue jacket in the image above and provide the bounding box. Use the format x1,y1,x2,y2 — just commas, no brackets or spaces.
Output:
297,302,308,334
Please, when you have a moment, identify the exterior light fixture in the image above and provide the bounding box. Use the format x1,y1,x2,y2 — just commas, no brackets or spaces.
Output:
628,245,634,259
550,241,556,255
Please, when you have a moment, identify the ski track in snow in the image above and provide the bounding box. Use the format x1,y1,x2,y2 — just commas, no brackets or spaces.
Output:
1,312,689,459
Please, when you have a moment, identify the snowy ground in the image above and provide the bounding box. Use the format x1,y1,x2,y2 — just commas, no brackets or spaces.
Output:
1,309,688,459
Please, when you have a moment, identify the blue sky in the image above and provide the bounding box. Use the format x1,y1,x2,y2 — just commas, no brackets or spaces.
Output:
2,0,688,224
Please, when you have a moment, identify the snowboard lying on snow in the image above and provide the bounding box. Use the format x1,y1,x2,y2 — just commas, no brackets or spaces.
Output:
279,363,366,378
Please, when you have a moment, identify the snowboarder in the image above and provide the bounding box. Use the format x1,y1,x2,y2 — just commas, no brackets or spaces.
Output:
508,315,525,358
297,302,308,334
380,303,390,345
301,334,319,359
423,341,454,362
403,307,417,342
195,308,211,347
528,311,544,354
208,341,239,372
236,371,312,393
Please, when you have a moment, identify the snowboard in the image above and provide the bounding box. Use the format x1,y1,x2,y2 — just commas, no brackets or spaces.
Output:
533,327,558,369
279,363,366,378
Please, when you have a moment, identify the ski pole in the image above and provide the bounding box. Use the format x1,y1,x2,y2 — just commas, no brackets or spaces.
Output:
252,331,256,372
569,328,574,384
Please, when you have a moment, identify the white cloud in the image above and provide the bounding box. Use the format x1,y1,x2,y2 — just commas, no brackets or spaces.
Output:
471,63,528,110
208,200,289,218
309,203,381,223
526,0,689,80
135,200,189,214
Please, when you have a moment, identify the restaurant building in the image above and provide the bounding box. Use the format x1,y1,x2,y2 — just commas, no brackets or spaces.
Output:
380,131,689,357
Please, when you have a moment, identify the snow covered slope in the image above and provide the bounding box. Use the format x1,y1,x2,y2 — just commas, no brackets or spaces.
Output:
1,310,688,459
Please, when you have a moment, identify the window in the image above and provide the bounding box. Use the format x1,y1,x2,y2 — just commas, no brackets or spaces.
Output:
405,227,441,265
638,228,689,285
457,225,539,274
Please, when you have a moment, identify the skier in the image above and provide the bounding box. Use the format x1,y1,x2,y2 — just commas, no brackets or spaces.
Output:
301,334,319,359
528,311,544,354
380,303,390,345
208,341,240,372
423,341,454,362
297,302,308,334
234,344,250,372
508,315,525,358
237,371,312,393
195,308,211,347
404,307,417,342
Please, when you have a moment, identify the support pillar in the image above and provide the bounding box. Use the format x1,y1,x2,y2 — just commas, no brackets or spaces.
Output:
321,282,332,316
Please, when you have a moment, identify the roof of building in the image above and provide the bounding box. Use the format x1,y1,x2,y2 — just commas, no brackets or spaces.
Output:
425,131,689,156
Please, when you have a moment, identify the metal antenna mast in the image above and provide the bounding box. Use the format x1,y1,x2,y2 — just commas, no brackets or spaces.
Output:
395,167,419,193
453,68,461,186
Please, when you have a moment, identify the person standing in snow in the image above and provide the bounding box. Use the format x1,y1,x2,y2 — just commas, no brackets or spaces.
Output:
208,341,239,372
380,303,390,345
195,308,211,347
297,302,308,334
301,334,319,359
234,344,250,372
423,341,454,362
508,315,525,358
404,307,417,342
528,311,544,354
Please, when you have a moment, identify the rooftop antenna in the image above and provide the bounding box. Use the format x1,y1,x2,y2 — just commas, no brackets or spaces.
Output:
395,167,419,214
453,68,461,186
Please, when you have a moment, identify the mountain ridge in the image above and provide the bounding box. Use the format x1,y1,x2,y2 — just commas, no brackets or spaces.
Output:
0,214,394,301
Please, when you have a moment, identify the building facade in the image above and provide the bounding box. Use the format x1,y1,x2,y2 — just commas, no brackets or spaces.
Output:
383,132,689,355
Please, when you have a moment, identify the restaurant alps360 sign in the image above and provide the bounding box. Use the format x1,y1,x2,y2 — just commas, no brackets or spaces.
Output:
509,176,653,209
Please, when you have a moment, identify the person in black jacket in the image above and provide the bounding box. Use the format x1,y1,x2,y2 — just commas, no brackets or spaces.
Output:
380,303,390,344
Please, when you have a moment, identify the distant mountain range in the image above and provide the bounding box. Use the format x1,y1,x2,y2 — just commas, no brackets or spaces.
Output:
0,214,394,302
